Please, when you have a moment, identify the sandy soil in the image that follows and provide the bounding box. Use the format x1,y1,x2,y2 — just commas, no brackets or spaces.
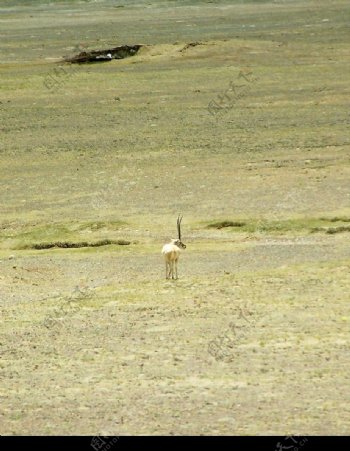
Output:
0,0,349,436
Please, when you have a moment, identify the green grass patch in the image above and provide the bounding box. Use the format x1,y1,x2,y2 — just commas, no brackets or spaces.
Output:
319,217,350,223
20,239,131,250
312,226,350,235
0,221,128,250
206,217,350,234
207,220,246,229
75,221,126,232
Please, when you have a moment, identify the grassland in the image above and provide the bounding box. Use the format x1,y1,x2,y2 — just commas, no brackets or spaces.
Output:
0,0,349,435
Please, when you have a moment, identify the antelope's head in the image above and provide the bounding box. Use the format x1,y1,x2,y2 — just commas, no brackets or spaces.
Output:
172,214,186,249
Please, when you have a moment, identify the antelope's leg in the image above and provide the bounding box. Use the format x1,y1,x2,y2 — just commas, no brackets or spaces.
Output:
166,261,170,279
171,261,175,279
174,259,178,280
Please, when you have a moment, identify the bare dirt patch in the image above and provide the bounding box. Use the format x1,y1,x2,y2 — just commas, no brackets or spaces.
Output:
65,44,143,63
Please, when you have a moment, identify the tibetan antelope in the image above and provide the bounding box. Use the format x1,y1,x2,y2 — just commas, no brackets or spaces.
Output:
162,215,186,280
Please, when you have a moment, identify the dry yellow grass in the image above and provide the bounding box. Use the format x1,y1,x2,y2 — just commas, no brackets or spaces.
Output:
0,0,349,435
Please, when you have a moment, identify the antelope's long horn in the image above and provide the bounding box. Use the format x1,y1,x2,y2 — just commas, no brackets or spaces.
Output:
177,214,183,240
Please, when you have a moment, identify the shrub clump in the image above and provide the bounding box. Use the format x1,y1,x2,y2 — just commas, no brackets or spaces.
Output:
208,221,246,230
26,239,131,250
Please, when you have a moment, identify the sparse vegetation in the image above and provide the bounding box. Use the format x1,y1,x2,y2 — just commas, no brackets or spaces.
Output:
207,218,350,234
319,217,350,223
21,239,131,250
207,220,246,229
312,226,350,234
1,0,349,437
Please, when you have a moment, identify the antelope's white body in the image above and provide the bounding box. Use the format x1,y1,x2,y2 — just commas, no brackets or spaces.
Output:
162,215,186,280
162,239,184,280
